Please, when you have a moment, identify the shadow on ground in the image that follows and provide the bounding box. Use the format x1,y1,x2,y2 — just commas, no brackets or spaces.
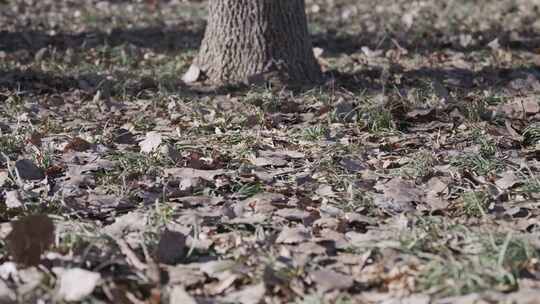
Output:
312,29,540,55
0,24,203,54
332,65,540,94
0,68,250,97
2,64,539,98
1,21,539,96
3,25,539,56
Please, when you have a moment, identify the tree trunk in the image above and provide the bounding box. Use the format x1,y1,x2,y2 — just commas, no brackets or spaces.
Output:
189,0,322,86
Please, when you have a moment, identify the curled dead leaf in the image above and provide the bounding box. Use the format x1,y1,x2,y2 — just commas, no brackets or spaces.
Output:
182,64,201,83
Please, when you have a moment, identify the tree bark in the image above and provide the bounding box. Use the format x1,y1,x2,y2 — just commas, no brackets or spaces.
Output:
189,0,322,86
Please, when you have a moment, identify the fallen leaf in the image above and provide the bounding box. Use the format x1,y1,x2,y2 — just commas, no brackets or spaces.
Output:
504,289,540,304
406,107,436,122
374,178,423,212
225,214,269,225
87,194,132,210
398,294,430,304
18,267,44,297
340,157,367,173
56,268,101,302
487,38,500,50
103,211,147,238
250,156,288,167
112,128,136,144
63,137,92,152
258,150,305,159
241,192,286,214
522,97,540,114
6,214,55,266
0,279,15,303
294,242,327,255
0,171,9,187
315,184,336,197
164,167,227,181
361,46,383,57
4,190,23,209
182,64,201,83
274,208,310,221
15,159,44,180
164,265,206,286
169,285,197,304
425,177,450,210
276,226,310,244
209,272,239,295
0,262,17,280
27,131,42,147
507,74,540,92
156,230,187,265
312,217,343,231
160,143,182,163
499,97,540,119
199,260,236,280
219,282,265,304
178,176,206,192
311,269,353,292
333,98,355,122
495,171,522,190
313,47,324,58
139,131,163,153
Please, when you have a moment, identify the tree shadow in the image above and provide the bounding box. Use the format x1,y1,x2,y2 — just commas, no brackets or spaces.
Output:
0,68,77,94
0,67,250,98
330,64,540,96
2,63,539,99
0,20,207,95
2,7,539,97
0,24,203,54
312,28,540,56
312,23,540,94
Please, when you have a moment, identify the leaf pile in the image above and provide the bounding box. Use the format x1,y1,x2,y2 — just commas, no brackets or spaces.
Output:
1,0,540,303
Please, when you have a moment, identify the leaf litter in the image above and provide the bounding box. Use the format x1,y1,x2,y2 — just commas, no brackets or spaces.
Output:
1,0,540,303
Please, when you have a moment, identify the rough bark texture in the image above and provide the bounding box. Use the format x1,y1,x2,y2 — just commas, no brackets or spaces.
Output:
192,0,322,86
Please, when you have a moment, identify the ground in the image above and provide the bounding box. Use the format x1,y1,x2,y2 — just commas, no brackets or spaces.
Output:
1,0,540,303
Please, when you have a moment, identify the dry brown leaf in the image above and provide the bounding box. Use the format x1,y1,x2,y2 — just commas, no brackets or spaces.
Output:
276,226,311,244
249,156,288,167
164,168,227,181
6,215,55,266
373,178,423,212
63,137,92,152
310,269,354,292
103,211,147,238
241,192,285,214
275,208,311,221
156,230,187,265
14,159,44,180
